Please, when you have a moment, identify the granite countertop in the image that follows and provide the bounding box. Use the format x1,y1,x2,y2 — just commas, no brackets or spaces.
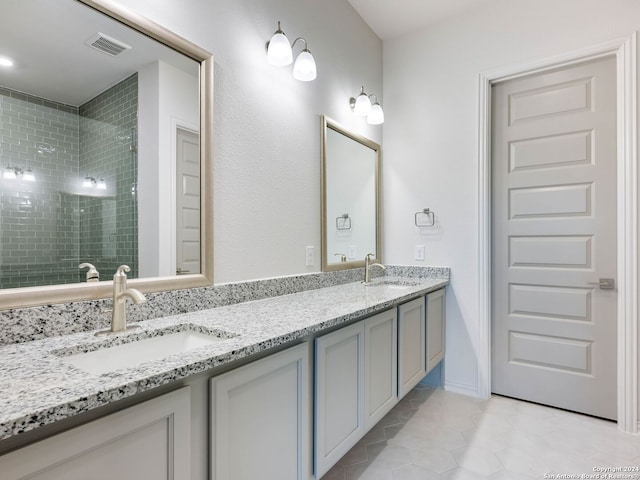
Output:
0,276,447,443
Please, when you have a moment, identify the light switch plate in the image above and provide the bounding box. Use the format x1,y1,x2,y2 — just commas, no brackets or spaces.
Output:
305,246,315,266
415,245,425,261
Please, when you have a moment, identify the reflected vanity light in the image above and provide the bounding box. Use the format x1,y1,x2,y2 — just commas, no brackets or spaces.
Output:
83,176,107,189
0,56,14,67
266,21,317,81
4,166,35,181
22,168,36,182
3,167,16,180
350,86,384,125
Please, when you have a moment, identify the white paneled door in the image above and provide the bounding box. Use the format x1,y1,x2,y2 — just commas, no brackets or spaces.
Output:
176,127,200,276
491,56,617,419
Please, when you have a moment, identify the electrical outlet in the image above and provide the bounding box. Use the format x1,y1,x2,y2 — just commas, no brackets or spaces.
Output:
305,246,315,266
415,245,425,261
347,245,356,260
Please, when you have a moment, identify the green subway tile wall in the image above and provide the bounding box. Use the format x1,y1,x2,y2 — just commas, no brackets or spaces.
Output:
79,74,138,281
0,74,138,289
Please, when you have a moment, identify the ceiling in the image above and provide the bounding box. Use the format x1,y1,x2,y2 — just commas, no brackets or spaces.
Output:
1,0,197,106
347,0,497,40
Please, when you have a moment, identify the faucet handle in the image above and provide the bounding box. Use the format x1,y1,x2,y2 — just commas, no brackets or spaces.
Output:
114,265,131,284
115,265,131,276
79,263,100,282
366,253,376,261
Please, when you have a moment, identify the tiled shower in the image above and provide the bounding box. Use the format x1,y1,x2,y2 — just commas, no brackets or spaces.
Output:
0,74,138,289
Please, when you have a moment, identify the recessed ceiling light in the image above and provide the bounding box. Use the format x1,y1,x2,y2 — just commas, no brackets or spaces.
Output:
0,57,14,67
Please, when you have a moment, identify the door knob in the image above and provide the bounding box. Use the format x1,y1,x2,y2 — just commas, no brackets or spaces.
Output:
587,278,615,290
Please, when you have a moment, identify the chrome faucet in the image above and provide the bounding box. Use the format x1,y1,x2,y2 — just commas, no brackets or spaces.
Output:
79,262,100,282
363,253,385,284
96,265,146,336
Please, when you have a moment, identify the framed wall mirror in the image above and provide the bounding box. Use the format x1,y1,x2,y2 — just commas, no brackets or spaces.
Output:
321,116,381,272
0,0,213,309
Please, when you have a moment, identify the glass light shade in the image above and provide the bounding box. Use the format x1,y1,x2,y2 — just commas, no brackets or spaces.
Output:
97,178,107,190
83,176,93,188
4,168,16,180
267,32,293,66
354,93,372,116
367,103,384,125
0,57,14,67
23,168,35,182
293,50,316,81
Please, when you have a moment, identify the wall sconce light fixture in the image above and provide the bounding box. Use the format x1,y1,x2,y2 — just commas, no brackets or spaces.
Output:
350,86,384,125
266,21,317,81
83,176,107,190
4,166,35,182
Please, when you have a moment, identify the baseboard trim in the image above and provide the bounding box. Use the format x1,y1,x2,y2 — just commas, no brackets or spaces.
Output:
444,380,480,397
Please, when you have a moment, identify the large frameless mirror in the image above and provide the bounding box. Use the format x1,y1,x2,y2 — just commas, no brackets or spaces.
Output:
0,0,213,309
321,115,381,272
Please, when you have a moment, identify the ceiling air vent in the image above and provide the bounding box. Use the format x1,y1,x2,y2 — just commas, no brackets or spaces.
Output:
85,33,132,56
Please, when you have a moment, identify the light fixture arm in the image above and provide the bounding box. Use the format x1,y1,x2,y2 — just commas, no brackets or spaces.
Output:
291,37,309,52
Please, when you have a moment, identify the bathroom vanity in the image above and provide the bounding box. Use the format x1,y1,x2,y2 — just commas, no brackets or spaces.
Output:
0,276,446,480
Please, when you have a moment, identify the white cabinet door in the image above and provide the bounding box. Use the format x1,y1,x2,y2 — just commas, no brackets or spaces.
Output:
315,321,365,479
315,310,398,477
426,288,446,374
398,296,426,399
0,387,191,480
364,308,398,430
210,342,312,480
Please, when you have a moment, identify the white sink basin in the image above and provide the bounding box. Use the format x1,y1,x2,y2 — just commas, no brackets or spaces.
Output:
59,329,233,375
385,284,413,290
366,280,421,290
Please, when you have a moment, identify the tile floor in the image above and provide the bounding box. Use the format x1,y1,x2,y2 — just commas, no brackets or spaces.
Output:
321,380,640,479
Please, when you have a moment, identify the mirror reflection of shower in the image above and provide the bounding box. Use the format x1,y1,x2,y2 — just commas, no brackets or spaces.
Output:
0,73,140,288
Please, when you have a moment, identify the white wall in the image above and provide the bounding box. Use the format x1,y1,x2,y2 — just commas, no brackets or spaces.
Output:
121,0,383,282
158,61,200,276
138,61,199,277
383,0,640,396
138,62,160,278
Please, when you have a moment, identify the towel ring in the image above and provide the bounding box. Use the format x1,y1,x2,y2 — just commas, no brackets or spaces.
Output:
415,208,435,227
336,213,352,230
